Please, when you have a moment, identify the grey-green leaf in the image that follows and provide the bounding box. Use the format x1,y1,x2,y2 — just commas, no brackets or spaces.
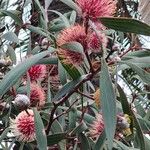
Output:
100,17,150,36
100,58,117,150
33,108,47,150
0,127,10,143
7,45,16,64
2,32,19,44
0,51,49,97
120,61,150,84
47,133,66,146
0,10,22,25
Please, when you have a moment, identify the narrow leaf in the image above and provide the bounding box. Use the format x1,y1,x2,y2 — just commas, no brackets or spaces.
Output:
0,10,22,25
0,51,49,97
132,110,145,150
100,58,116,150
100,17,150,36
60,0,81,14
2,32,19,44
33,108,47,150
94,131,106,150
121,61,150,84
7,45,16,64
0,128,10,143
79,133,90,150
47,133,66,146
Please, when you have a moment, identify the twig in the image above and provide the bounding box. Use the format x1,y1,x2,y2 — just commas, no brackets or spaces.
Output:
77,90,94,100
45,72,96,134
52,98,79,122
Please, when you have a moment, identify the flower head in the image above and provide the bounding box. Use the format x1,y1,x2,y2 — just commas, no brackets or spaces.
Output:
88,32,108,52
76,0,116,20
30,83,45,107
116,114,132,137
89,113,104,137
57,25,86,66
27,65,47,81
58,49,83,66
10,109,35,142
93,89,101,107
57,24,87,47
14,94,30,108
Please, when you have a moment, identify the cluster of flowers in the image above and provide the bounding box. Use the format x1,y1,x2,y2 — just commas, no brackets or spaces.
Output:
90,113,132,139
9,0,117,143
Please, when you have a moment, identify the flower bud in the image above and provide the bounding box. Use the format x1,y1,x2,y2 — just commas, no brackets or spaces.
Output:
14,94,30,108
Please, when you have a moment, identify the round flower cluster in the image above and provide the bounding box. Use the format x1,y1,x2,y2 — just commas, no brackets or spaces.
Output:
76,0,116,21
57,25,108,67
89,113,132,138
27,64,47,81
10,109,35,142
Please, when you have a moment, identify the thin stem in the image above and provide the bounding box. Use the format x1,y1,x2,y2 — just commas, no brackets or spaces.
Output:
77,90,94,100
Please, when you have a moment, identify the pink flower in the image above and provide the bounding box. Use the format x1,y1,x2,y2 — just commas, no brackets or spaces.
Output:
57,24,87,47
30,83,46,107
58,49,83,66
10,109,35,142
27,65,47,81
89,113,104,137
76,0,116,20
57,25,86,66
88,32,108,52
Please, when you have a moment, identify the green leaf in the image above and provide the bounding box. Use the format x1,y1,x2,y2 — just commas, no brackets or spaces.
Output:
61,41,84,54
100,58,116,150
122,57,150,64
134,100,146,118
60,0,81,14
33,108,47,150
121,61,150,84
76,111,95,124
49,10,70,27
26,25,48,37
123,50,150,59
117,84,131,115
0,128,10,143
7,45,16,64
2,32,19,44
0,10,22,25
51,120,64,133
144,135,150,150
37,57,58,65
70,11,77,25
132,110,145,150
53,75,86,101
100,17,150,36
58,61,67,85
0,51,49,97
62,64,81,80
70,122,88,135
34,0,47,28
47,133,66,146
114,140,140,150
79,133,90,150
69,108,77,130
94,131,106,150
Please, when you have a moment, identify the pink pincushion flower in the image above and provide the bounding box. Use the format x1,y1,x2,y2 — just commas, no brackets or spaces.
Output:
76,0,116,20
88,32,108,52
57,24,87,47
89,113,104,137
30,83,46,107
10,109,35,142
58,49,83,66
27,65,47,81
57,25,86,66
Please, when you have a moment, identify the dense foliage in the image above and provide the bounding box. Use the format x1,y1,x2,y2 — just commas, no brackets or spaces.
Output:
0,0,150,149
